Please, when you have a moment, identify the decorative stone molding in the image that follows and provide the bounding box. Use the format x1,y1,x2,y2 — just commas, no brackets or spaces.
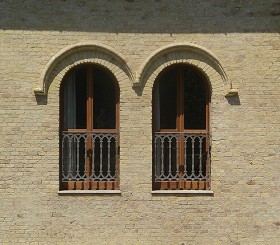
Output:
34,42,238,97
136,42,237,96
34,42,134,95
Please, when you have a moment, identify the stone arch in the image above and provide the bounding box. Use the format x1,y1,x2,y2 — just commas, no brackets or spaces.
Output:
136,43,237,96
34,42,134,95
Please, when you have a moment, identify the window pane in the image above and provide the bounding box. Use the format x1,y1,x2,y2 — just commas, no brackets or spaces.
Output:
156,68,177,129
63,68,87,130
93,67,116,129
184,68,206,129
75,68,87,129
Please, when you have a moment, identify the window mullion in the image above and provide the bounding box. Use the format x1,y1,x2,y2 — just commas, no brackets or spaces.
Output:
179,67,184,131
87,66,93,131
178,67,185,187
86,66,93,183
176,69,179,129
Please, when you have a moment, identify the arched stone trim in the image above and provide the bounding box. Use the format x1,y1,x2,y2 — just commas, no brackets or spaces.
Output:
136,43,237,96
34,42,134,95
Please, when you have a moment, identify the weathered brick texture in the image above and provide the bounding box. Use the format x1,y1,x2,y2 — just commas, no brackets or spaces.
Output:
0,1,279,244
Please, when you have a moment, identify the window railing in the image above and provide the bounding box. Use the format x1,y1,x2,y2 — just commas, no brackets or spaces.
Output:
154,132,211,185
61,132,118,182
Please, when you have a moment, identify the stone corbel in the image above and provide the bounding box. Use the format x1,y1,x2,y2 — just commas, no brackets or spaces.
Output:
225,88,239,97
33,87,46,96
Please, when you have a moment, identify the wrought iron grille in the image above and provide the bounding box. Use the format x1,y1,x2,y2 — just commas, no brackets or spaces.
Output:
154,132,210,182
62,132,118,182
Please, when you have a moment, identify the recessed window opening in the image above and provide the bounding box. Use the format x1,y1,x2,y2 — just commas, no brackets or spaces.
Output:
60,64,119,191
153,64,211,190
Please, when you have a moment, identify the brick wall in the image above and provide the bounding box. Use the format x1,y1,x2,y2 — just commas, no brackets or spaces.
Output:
0,1,279,244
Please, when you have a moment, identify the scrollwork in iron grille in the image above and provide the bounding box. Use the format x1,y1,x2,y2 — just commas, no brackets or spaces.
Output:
154,133,180,181
62,132,118,182
89,133,118,181
182,133,208,181
154,132,210,182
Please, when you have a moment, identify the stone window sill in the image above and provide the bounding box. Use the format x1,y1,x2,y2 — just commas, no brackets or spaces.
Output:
58,190,121,195
151,190,214,195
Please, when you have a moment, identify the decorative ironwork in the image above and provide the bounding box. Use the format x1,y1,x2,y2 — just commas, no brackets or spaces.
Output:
62,132,118,182
154,132,210,182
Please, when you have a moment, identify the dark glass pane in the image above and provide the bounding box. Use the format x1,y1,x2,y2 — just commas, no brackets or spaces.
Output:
63,68,86,130
184,68,206,129
156,68,177,129
93,67,116,129
75,68,87,129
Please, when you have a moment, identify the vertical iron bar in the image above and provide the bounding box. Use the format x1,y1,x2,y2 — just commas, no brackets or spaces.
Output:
207,134,211,181
199,136,203,177
168,138,172,177
184,135,187,176
154,137,157,178
115,134,118,177
76,136,80,176
107,137,111,175
100,137,103,175
176,134,179,177
160,137,164,176
62,135,65,178
84,134,87,178
68,137,72,175
91,135,95,177
191,137,195,175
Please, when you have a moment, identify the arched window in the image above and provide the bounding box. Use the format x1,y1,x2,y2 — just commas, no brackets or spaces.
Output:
153,65,210,190
60,64,119,190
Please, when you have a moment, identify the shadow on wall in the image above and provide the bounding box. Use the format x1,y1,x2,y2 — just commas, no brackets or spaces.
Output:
35,94,47,105
226,95,241,106
0,0,279,33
